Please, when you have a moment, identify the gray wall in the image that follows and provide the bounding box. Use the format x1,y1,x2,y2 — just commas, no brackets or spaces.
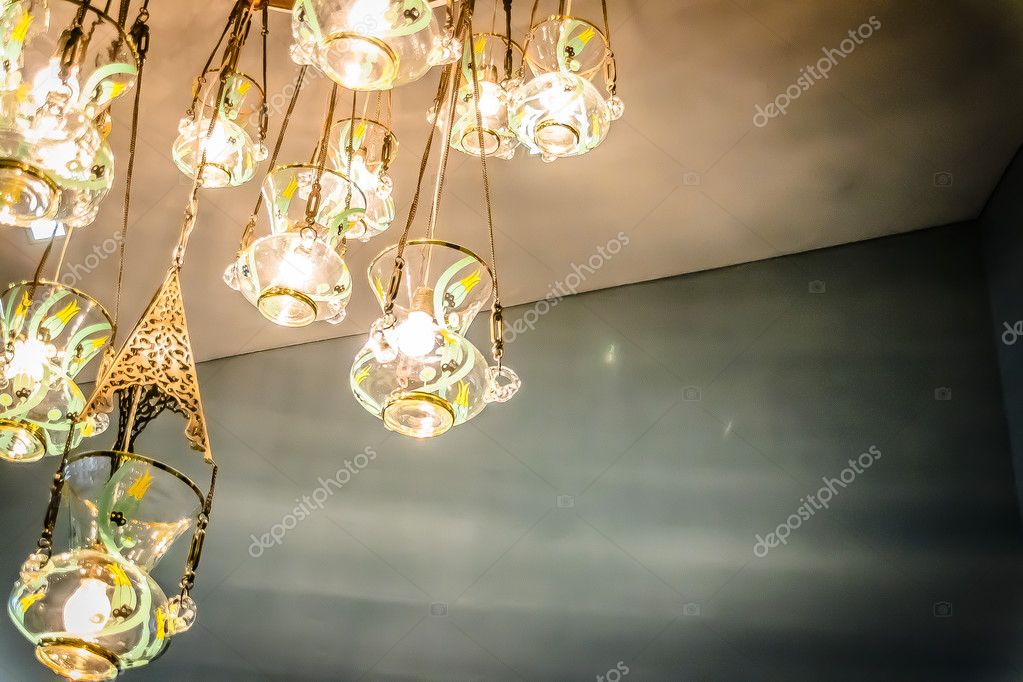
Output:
1,224,1021,680
982,148,1023,519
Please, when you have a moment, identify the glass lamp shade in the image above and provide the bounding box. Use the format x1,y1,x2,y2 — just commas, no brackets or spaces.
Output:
510,70,612,161
290,0,454,91
172,72,267,188
351,324,492,438
0,281,112,462
260,163,368,243
442,34,524,160
524,15,609,79
9,452,203,680
0,0,136,229
368,240,494,336
327,118,394,241
225,231,353,327
327,117,397,240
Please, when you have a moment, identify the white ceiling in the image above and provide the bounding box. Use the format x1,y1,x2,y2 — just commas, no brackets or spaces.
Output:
1,0,1022,362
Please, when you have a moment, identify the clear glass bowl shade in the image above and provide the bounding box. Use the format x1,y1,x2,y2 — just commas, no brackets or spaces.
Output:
0,281,111,461
172,73,267,188
9,548,170,681
261,164,367,244
63,452,202,571
524,15,608,79
0,111,115,229
0,0,139,111
327,118,397,239
368,240,494,336
351,328,491,438
510,71,610,160
227,232,353,327
447,33,522,159
291,0,446,90
0,0,136,229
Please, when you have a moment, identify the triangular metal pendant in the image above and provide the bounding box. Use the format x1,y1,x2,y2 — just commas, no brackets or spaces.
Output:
82,267,211,460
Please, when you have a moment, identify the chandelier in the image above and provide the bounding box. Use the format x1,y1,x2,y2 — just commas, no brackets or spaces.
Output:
8,59,219,679
290,0,462,91
0,0,150,464
510,0,623,161
0,0,140,232
172,0,268,188
351,0,519,439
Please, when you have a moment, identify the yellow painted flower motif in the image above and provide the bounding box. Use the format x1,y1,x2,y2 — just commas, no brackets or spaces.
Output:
19,591,45,613
575,26,596,48
460,269,482,294
15,290,31,317
155,606,168,640
12,9,32,43
354,366,370,385
127,468,155,501
455,381,470,409
282,176,299,200
54,299,81,324
373,275,385,301
474,35,488,55
108,563,131,588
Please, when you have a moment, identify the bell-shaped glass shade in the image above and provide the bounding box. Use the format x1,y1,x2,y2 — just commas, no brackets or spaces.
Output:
261,164,367,242
172,72,267,188
8,452,202,680
446,34,522,160
0,0,136,229
351,324,492,438
63,452,202,571
368,240,494,336
226,231,353,327
10,548,170,681
510,71,611,161
327,117,397,240
0,281,111,462
290,0,451,91
524,16,608,79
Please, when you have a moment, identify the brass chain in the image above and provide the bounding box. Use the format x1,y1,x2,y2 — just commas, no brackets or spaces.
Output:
112,1,151,342
241,64,309,248
467,24,505,363
384,1,474,315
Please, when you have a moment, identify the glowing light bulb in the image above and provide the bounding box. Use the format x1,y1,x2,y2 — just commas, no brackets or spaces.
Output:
476,82,504,118
62,578,111,637
395,310,438,358
347,0,390,35
4,337,56,382
30,59,80,107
